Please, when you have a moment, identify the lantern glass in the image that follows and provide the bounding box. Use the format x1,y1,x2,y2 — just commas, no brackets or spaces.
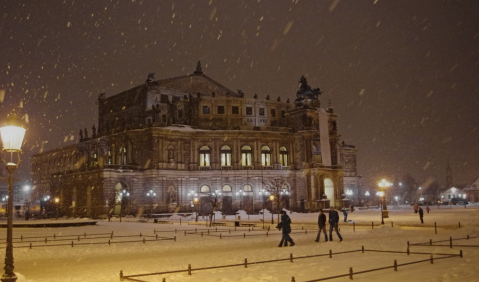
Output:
0,125,26,151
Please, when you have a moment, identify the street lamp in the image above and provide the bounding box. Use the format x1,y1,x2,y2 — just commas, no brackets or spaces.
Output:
193,196,199,222
235,189,245,210
269,194,275,224
0,109,26,282
394,196,399,206
378,179,391,224
146,190,156,219
118,190,129,222
54,197,60,219
187,190,199,221
259,189,270,229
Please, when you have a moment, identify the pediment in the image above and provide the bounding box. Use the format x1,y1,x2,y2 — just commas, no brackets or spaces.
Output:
150,73,238,97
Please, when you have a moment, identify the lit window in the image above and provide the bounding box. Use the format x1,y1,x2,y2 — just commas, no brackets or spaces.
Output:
199,146,210,166
279,146,288,166
200,185,210,193
261,146,271,166
220,145,232,166
241,145,252,166
243,184,252,192
222,185,232,192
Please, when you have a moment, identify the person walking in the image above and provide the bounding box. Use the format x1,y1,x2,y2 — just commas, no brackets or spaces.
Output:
315,209,328,242
328,206,343,242
342,207,348,222
278,210,295,247
426,206,431,213
414,203,418,213
418,207,424,224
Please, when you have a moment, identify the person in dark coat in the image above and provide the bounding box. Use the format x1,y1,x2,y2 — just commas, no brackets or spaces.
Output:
315,209,328,242
328,206,343,242
278,210,295,247
418,207,424,224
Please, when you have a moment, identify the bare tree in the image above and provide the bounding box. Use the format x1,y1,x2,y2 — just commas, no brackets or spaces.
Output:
204,190,223,227
263,178,290,223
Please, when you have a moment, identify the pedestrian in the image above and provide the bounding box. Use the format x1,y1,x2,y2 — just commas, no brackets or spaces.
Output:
315,209,328,242
328,206,343,242
342,207,348,222
278,210,295,247
414,203,418,214
418,207,424,224
426,206,430,214
350,205,354,213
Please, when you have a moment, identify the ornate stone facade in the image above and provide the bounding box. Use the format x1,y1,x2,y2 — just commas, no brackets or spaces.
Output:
31,63,361,218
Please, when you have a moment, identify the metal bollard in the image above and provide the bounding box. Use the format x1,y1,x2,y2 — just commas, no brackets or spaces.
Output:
71,241,74,247
174,236,176,242
245,258,248,268
188,264,191,275
290,253,293,262
329,249,332,258
430,254,433,264
394,260,397,271
460,250,463,258
349,267,353,280
361,246,364,253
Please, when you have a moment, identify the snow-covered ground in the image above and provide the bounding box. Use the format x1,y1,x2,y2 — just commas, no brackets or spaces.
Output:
4,204,479,282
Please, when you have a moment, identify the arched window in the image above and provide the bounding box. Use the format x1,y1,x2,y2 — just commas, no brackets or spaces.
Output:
243,184,253,192
200,185,211,193
279,146,288,166
241,145,252,166
199,146,211,167
220,145,232,166
222,185,232,192
261,146,271,166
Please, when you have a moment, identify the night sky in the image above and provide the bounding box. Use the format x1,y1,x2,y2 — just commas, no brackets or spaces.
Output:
1,0,478,190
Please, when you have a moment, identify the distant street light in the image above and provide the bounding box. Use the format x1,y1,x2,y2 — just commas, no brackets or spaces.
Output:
146,190,156,219
259,189,270,229
0,109,26,282
269,194,275,224
378,179,391,224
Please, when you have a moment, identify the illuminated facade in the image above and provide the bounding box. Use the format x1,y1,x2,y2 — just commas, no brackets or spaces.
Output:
31,62,361,218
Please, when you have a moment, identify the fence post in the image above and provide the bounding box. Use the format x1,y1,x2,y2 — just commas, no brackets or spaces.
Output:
245,258,248,268
244,233,246,238
249,228,251,232
349,267,353,280
291,277,295,282
162,278,166,282
140,233,142,237
305,229,307,234
460,250,463,258
201,232,203,237
290,253,293,262
184,231,186,236
450,237,452,248
394,260,397,271
329,249,332,258
175,229,177,234
21,235,23,241
435,222,437,234
361,246,364,253
266,232,268,237
353,222,355,232
174,236,176,242
430,254,433,264
180,218,182,225
71,241,74,247
108,239,111,246
29,243,32,249
143,238,146,243
85,232,87,237
391,222,393,227
156,234,158,240
120,270,123,280
220,234,222,239
78,236,80,241
54,234,56,239
467,235,469,239
188,264,191,275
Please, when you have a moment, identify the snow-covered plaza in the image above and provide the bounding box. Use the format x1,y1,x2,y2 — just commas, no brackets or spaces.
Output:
5,204,479,282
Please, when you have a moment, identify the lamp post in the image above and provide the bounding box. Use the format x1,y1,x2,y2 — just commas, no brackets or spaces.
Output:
193,196,199,222
118,190,129,222
235,189,245,210
0,109,26,282
54,197,60,219
378,179,391,224
187,190,198,222
394,196,399,206
269,194,275,224
259,189,270,229
146,190,156,219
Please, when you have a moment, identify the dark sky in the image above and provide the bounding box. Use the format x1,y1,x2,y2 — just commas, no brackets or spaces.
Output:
1,0,478,190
